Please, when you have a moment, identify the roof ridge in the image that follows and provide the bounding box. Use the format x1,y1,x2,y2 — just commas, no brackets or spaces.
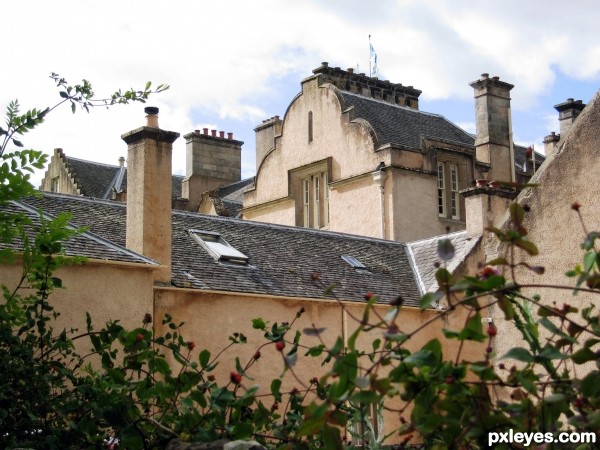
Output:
407,230,467,246
341,90,444,119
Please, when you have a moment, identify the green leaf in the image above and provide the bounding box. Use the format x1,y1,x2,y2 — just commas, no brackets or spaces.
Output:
514,239,539,256
420,291,444,309
502,347,534,363
572,347,596,364
252,317,266,330
270,378,282,402
350,390,380,404
321,426,343,450
199,349,211,368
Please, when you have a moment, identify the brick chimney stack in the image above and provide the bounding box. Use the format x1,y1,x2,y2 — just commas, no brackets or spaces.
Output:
182,129,243,211
470,74,515,183
121,107,180,283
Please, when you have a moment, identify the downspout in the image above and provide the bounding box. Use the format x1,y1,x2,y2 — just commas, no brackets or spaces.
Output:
508,106,516,183
372,166,387,239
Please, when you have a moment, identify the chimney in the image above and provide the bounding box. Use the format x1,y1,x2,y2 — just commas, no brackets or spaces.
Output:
254,116,282,171
118,156,125,167
121,107,180,283
470,74,515,183
181,129,243,211
543,131,561,158
555,98,586,137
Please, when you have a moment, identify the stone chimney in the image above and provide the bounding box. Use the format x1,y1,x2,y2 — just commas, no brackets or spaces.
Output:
470,74,515,183
543,131,561,158
121,107,180,283
254,115,282,171
182,129,243,211
555,98,586,137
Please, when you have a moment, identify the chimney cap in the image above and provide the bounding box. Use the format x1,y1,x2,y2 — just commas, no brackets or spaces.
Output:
145,106,159,115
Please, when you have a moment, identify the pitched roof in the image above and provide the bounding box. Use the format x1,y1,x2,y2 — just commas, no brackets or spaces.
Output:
19,192,423,306
207,177,255,217
62,156,184,200
340,91,475,149
2,200,157,265
407,231,480,294
337,90,545,174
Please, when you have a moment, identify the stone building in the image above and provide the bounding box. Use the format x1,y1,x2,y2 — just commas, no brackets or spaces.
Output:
242,64,543,242
40,63,544,243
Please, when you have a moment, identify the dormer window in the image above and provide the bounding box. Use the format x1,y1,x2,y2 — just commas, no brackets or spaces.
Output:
189,230,249,264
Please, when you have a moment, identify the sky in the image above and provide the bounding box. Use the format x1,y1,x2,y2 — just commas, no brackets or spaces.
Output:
2,0,600,187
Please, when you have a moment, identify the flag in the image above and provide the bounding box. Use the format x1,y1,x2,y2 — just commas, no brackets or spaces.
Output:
370,42,378,77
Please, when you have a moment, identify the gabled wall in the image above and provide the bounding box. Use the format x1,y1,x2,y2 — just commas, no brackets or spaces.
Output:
40,148,81,195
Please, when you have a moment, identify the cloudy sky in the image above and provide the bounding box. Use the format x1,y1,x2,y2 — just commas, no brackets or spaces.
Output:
2,0,599,186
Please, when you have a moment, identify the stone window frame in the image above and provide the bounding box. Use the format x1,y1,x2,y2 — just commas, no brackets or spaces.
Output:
290,158,331,230
437,155,467,222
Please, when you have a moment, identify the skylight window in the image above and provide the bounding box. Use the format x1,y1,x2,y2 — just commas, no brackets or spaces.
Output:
341,255,367,270
189,230,249,264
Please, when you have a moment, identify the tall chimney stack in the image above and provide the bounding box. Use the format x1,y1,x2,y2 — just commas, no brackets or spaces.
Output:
121,107,180,283
470,74,515,182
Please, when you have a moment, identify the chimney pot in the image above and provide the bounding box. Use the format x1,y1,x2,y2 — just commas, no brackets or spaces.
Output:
481,73,489,79
321,61,329,67
219,131,225,138
203,128,209,135
145,106,159,128
194,129,200,133
118,156,125,167
492,76,500,81
211,129,217,137
227,132,233,140
567,98,574,102
347,68,354,73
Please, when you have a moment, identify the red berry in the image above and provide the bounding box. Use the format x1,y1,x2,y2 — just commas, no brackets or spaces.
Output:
253,351,261,360
364,291,374,300
486,346,493,353
187,341,196,351
272,401,279,410
444,376,455,384
135,333,144,342
230,371,242,385
487,324,497,337
207,375,215,381
276,341,285,351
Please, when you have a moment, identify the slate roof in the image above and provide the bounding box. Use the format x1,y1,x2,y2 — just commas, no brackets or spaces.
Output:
338,91,545,173
407,231,480,294
2,200,157,265
61,156,184,200
340,91,475,149
18,192,423,306
208,177,255,217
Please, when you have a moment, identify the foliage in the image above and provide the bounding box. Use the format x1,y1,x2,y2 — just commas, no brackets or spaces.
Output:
2,76,600,449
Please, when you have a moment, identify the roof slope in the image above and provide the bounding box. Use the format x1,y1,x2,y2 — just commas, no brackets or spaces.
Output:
63,156,184,199
20,192,422,306
407,231,480,294
340,91,475,149
2,200,157,265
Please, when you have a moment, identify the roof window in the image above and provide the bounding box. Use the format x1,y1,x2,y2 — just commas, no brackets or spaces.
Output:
341,255,367,270
189,230,249,264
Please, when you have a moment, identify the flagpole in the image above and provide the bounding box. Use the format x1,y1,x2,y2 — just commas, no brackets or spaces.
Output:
369,34,372,77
